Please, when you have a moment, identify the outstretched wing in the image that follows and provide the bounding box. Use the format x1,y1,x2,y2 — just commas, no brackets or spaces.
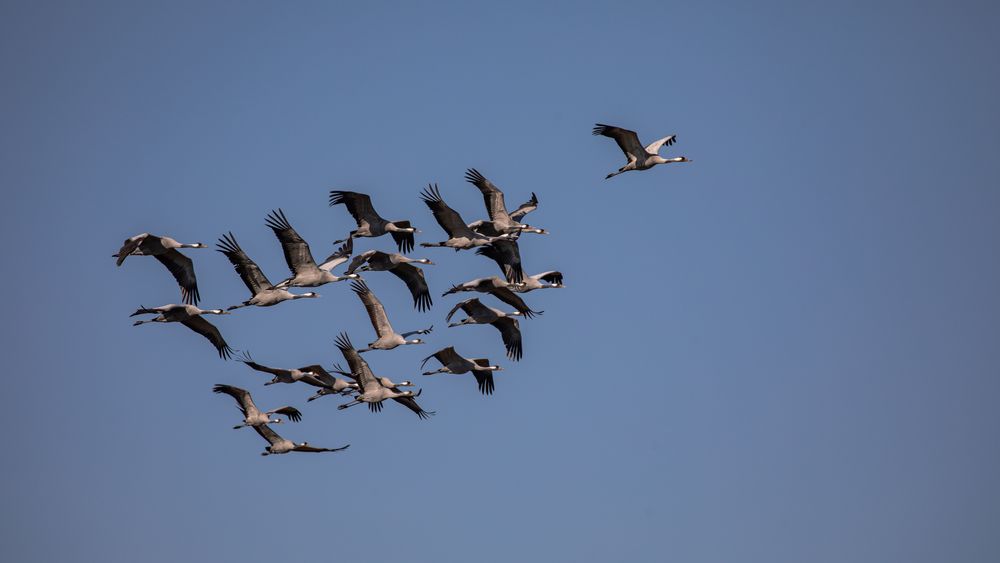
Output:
318,237,353,272
468,220,502,238
388,220,415,254
293,443,350,453
329,190,381,225
476,240,524,284
155,250,200,305
238,352,289,377
268,406,302,422
253,423,283,446
265,209,319,275
216,232,273,295
390,263,432,312
181,315,232,359
335,332,371,384
115,233,148,266
346,249,377,274
464,168,511,224
420,184,478,239
472,371,495,395
509,193,538,222
492,316,522,361
298,364,336,387
422,346,461,369
536,271,563,285
351,279,394,337
445,298,470,323
644,135,676,154
212,384,255,417
447,298,493,322
593,123,647,162
392,394,435,420
488,286,542,318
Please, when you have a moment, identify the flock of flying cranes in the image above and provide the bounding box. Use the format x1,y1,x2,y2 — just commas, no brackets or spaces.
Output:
115,124,690,456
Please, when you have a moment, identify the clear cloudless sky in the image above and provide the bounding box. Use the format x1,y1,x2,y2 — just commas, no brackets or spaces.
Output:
2,1,999,561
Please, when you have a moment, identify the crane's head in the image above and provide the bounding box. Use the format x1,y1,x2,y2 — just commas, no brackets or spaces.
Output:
407,338,425,345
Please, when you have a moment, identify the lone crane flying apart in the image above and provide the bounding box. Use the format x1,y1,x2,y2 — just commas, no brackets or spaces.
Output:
592,123,691,179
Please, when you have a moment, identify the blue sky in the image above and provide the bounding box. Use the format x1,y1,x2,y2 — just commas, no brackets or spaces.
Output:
2,1,999,562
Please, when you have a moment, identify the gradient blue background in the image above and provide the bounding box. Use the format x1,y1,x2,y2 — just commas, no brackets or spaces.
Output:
2,1,999,561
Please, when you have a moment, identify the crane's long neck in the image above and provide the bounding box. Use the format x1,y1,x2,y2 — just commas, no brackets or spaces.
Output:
386,223,415,233
401,257,433,265
654,156,688,165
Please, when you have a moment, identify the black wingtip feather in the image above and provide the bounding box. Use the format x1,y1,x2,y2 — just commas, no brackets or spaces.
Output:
475,372,495,395
215,232,241,255
264,208,292,232
419,184,443,206
509,350,520,362
335,332,354,351
464,168,486,185
390,228,415,253
182,285,201,305
350,279,369,295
